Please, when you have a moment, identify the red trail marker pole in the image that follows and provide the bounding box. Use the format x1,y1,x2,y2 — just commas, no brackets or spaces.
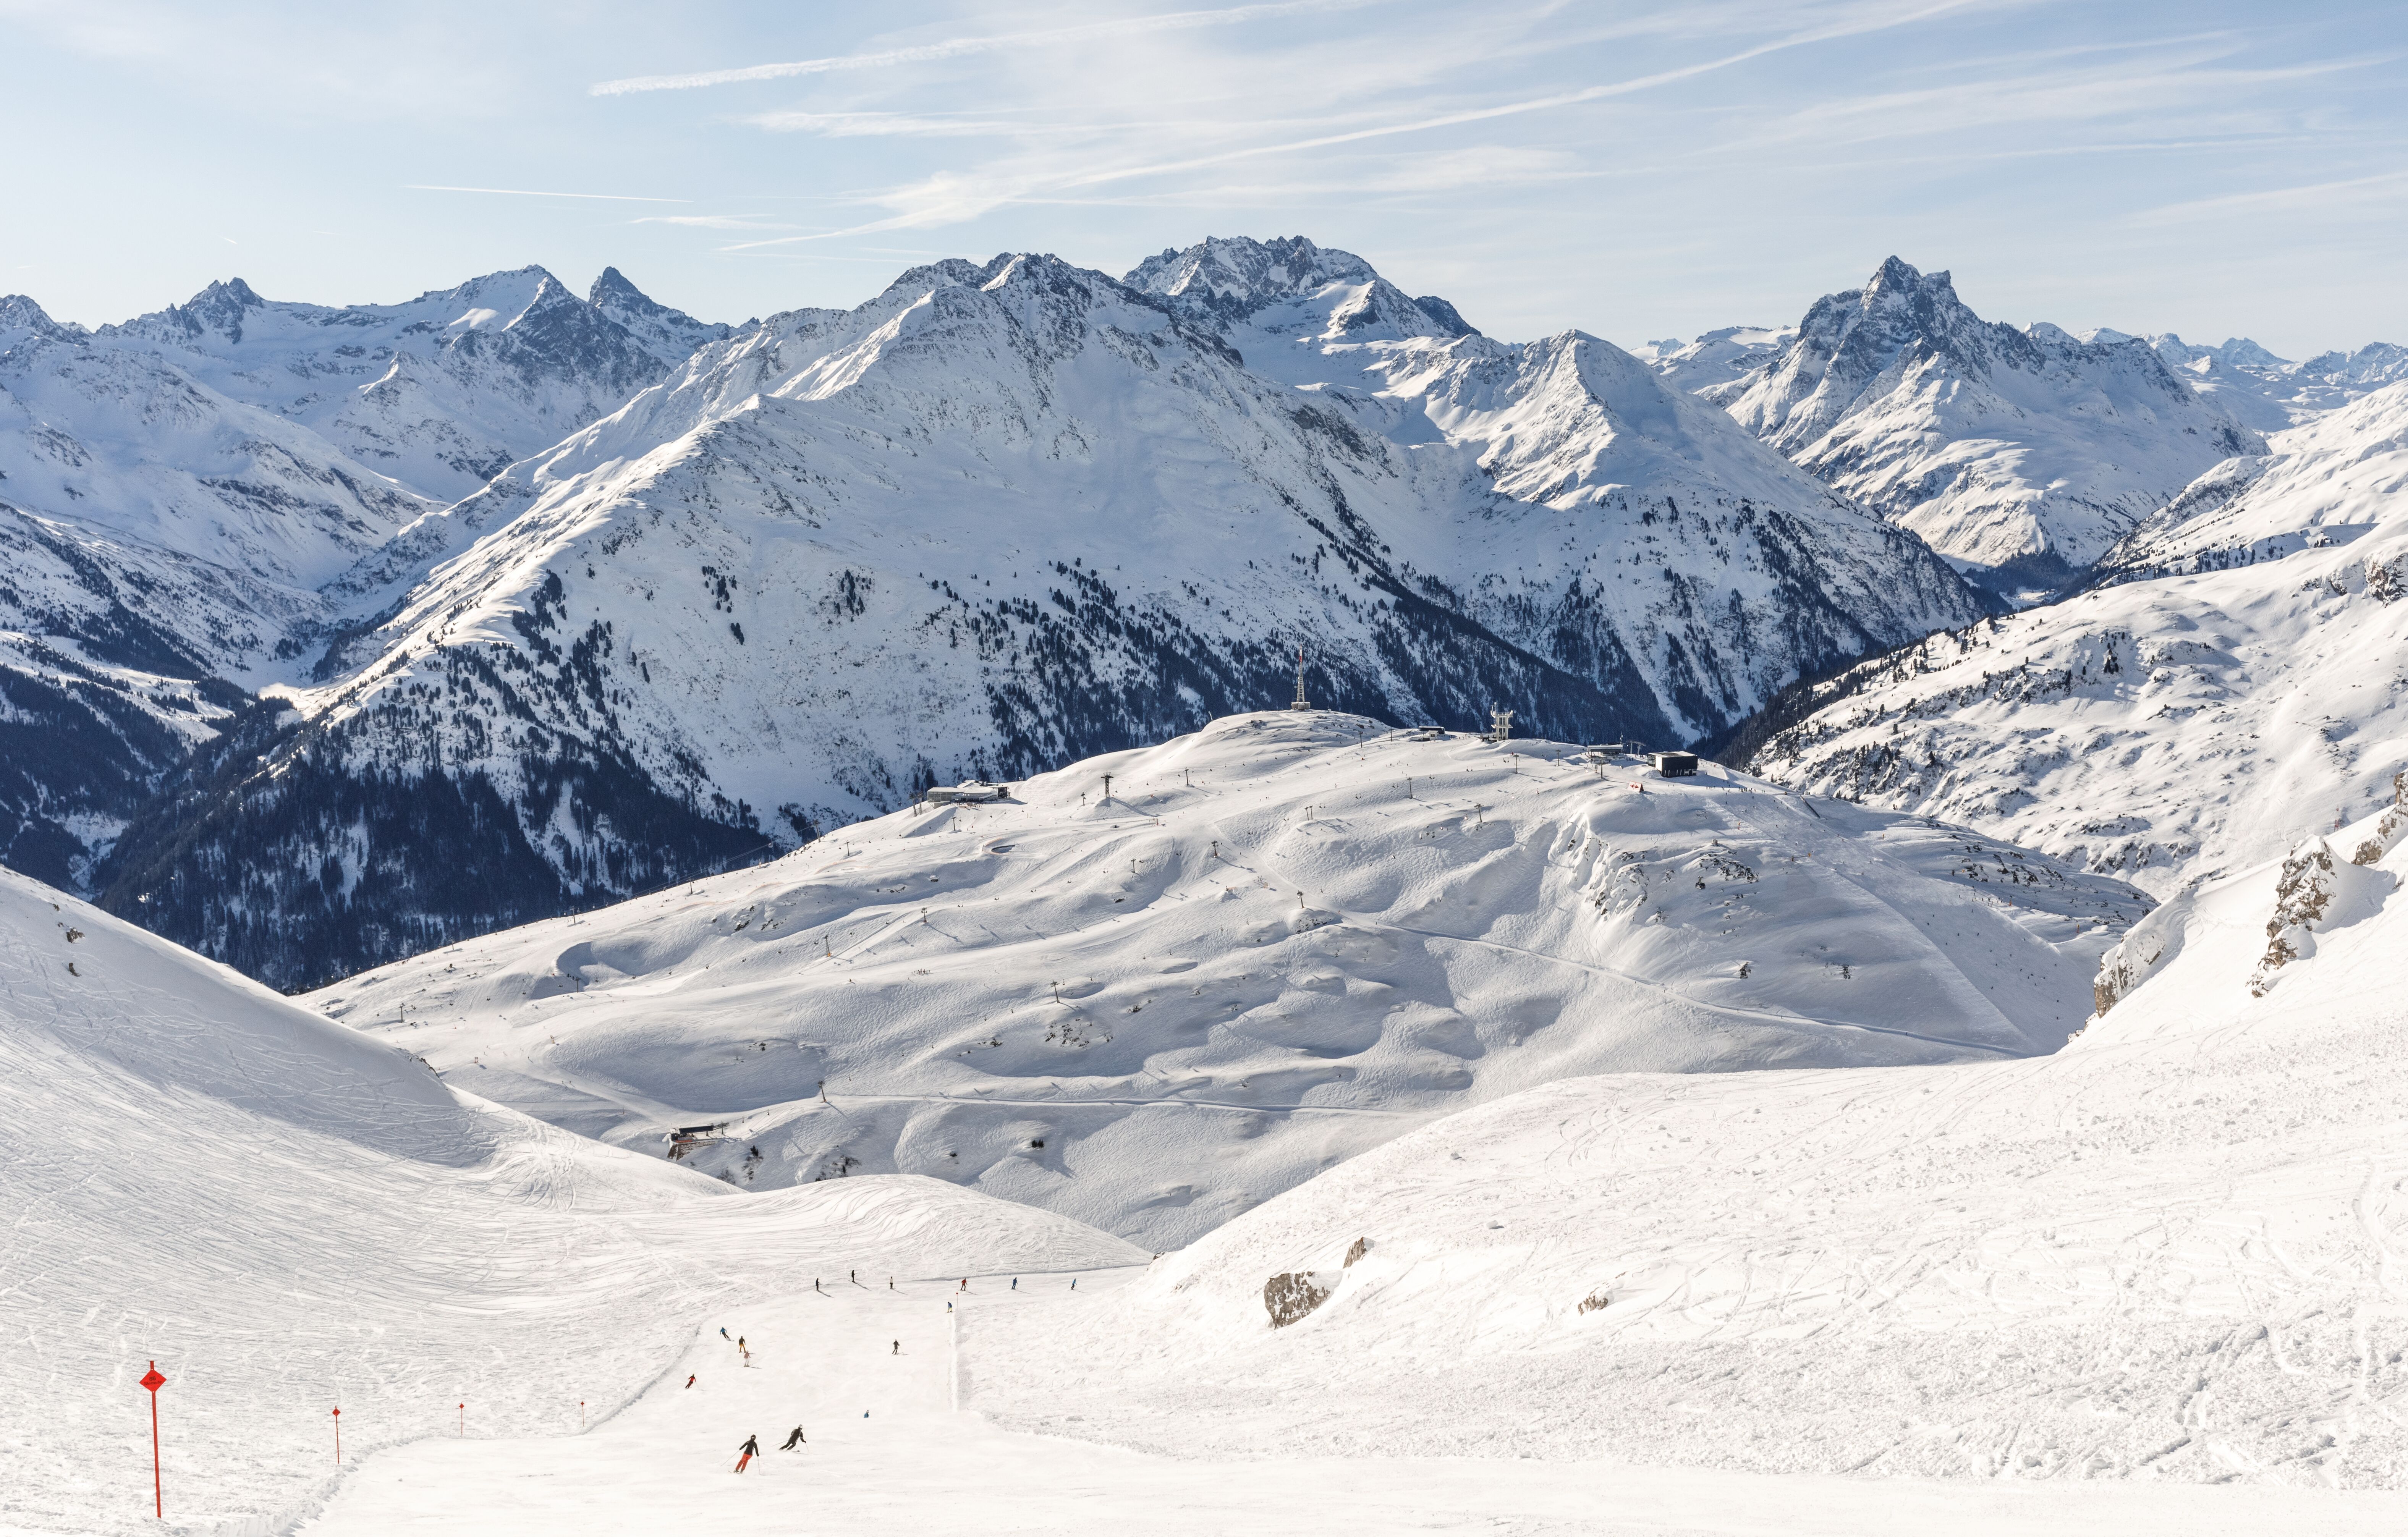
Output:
332,1406,341,1463
458,1402,464,1437
139,1362,166,1518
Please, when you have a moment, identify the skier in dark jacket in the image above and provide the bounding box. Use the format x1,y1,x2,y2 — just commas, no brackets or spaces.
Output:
735,1434,760,1472
780,1425,806,1450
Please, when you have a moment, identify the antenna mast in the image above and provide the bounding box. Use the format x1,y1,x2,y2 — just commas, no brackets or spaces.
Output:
1288,643,1312,711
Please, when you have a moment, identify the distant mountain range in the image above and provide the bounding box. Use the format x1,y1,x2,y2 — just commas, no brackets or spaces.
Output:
0,238,2394,989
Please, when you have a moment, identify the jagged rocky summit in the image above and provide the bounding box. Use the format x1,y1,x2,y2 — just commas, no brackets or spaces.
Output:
1718,257,2264,603
52,238,1991,989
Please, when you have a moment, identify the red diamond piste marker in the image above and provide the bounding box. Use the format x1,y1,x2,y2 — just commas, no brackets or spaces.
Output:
140,1361,167,1517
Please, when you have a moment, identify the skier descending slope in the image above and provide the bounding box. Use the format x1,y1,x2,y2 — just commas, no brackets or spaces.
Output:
780,1426,806,1451
733,1434,759,1473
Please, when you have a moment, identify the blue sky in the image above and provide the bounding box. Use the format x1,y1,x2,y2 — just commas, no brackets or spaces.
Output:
4,0,2402,356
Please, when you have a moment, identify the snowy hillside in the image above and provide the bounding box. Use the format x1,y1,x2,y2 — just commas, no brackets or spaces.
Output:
0,269,732,897
964,793,2408,1484
0,294,432,886
102,241,1986,990
1748,380,2408,897
311,711,2144,1250
0,861,1136,1536
1724,258,2262,600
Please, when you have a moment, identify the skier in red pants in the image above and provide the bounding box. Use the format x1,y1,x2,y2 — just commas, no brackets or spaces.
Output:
735,1433,760,1472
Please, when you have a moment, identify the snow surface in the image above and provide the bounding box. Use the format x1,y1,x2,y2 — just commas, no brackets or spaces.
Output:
1750,380,2408,897
963,804,2408,1485
0,863,1136,1536
315,710,2144,1249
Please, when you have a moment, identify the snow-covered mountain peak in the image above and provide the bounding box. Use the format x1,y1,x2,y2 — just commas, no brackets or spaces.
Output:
0,293,83,353
88,264,689,503
1726,256,2262,598
586,264,738,366
1125,235,1475,386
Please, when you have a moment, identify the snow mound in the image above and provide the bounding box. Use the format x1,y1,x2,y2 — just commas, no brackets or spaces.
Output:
316,711,2146,1250
0,865,1135,1536
961,812,2408,1484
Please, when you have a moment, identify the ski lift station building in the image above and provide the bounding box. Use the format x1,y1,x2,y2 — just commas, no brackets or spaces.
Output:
924,781,1010,805
1651,751,1701,778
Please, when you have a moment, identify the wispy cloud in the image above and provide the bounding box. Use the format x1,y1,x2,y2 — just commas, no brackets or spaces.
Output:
715,0,2005,251
405,184,686,203
589,0,1387,96
633,214,798,230
743,110,1072,139
2130,166,2408,225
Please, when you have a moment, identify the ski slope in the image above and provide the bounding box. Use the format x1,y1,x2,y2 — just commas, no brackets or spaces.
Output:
293,1267,2403,1537
962,798,2408,1485
317,711,2145,1250
0,866,1138,1537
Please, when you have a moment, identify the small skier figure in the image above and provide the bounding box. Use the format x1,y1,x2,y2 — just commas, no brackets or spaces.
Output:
719,1328,731,1341
888,1276,895,1290
734,1433,760,1473
780,1425,806,1450
1070,1278,1078,1290
685,1375,697,1389
891,1340,900,1356
814,1278,822,1293
850,1269,857,1285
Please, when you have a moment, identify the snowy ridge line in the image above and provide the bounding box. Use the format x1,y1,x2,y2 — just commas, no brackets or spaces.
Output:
322,710,2143,1249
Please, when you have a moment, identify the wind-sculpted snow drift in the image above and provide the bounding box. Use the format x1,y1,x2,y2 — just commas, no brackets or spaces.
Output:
0,864,1137,1536
315,712,2144,1249
100,239,1988,990
964,796,2408,1485
1748,380,2408,898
